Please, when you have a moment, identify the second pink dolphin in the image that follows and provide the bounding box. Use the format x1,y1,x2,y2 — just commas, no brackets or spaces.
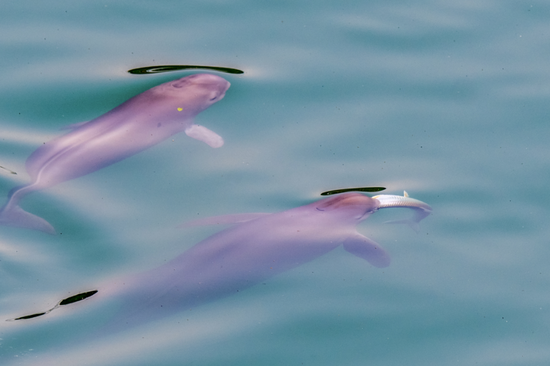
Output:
10,192,431,331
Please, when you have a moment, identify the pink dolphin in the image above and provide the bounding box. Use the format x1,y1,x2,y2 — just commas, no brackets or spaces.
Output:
10,192,431,335
0,74,230,234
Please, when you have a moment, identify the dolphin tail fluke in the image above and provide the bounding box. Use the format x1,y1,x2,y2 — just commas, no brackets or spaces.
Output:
0,204,56,235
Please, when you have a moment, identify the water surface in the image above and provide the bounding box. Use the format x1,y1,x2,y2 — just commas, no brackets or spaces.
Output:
1,0,550,365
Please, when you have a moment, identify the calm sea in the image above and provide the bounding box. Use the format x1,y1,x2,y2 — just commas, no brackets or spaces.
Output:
1,1,550,365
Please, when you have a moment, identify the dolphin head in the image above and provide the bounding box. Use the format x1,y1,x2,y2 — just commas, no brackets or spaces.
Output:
314,192,380,222
169,73,230,106
137,73,231,120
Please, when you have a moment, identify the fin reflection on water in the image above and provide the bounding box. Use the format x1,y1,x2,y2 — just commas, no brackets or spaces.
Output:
8,290,98,321
0,165,17,175
128,65,244,75
321,187,386,195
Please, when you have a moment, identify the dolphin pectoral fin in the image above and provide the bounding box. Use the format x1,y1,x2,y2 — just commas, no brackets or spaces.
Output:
179,213,271,228
343,233,390,268
0,204,56,235
185,124,224,148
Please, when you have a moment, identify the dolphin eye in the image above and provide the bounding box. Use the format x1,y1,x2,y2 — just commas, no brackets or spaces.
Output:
207,90,221,101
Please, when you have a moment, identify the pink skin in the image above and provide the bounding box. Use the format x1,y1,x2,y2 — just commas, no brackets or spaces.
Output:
0,74,230,234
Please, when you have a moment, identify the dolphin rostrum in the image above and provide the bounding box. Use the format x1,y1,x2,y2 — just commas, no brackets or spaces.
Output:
9,192,431,336
0,74,230,234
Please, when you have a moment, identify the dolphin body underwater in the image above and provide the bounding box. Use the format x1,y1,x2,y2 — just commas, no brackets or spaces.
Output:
10,192,432,337
0,74,230,234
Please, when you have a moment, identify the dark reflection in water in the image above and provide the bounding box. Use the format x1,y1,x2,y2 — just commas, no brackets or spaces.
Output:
0,165,17,175
9,290,98,321
11,312,46,320
59,290,98,305
128,65,244,75
320,187,386,196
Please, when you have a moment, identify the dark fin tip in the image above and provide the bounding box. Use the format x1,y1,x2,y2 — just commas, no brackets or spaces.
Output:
128,65,244,75
320,187,386,196
59,290,98,306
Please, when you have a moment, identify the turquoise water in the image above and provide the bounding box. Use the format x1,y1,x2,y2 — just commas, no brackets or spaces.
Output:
2,0,550,365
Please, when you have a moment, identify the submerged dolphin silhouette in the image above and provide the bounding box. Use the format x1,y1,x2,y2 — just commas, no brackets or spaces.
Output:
10,192,431,335
0,74,230,234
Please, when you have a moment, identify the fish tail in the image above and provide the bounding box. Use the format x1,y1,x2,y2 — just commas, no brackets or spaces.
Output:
0,203,56,234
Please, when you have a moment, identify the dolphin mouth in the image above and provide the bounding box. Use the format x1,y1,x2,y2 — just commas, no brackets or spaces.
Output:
212,81,231,100
221,81,231,94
